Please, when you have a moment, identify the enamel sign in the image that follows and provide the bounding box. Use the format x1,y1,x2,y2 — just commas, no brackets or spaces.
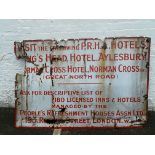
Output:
14,37,151,128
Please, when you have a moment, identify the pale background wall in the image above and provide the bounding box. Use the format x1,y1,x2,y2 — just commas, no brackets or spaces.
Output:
0,19,154,110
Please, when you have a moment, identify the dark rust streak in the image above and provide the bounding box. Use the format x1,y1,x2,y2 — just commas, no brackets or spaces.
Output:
50,59,54,87
83,54,87,76
15,90,18,98
51,57,62,62
92,111,96,120
146,62,149,69
101,41,107,50
44,118,73,124
15,76,18,98
130,119,143,123
26,75,29,110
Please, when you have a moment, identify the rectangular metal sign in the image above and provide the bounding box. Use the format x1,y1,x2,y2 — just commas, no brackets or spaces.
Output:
14,37,151,128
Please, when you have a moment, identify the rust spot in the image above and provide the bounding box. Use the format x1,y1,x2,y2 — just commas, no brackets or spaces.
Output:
59,108,66,113
40,78,43,83
143,94,148,100
146,38,151,43
36,67,44,75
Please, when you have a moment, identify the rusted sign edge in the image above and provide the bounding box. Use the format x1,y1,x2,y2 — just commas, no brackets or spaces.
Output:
19,36,151,42
146,38,151,121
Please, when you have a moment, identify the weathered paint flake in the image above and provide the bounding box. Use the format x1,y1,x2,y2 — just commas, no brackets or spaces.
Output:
14,37,151,128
